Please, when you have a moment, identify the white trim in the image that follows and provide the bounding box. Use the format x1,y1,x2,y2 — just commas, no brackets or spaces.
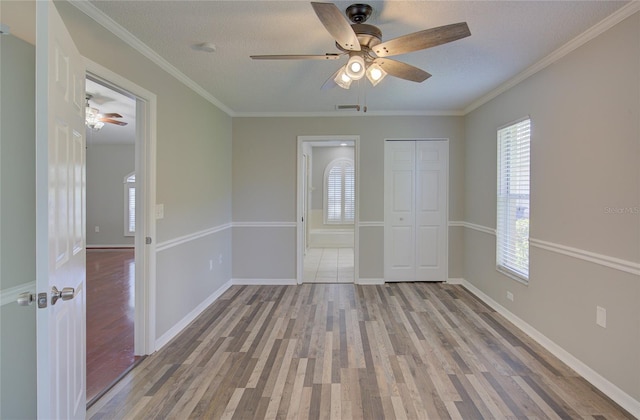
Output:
456,278,640,419
0,281,36,307
234,110,465,118
464,2,640,114
232,222,297,228
70,1,234,117
458,222,640,276
446,278,465,285
459,221,497,236
154,279,233,350
155,222,303,253
448,221,465,228
156,223,232,252
356,278,385,285
530,238,640,277
232,278,297,286
359,221,384,228
87,244,134,249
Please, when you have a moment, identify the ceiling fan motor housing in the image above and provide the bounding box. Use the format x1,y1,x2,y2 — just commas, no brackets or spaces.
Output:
336,22,382,52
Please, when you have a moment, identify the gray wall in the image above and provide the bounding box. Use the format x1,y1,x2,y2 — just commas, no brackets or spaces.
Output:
0,33,37,420
55,1,234,341
86,143,135,246
232,116,465,280
463,12,639,401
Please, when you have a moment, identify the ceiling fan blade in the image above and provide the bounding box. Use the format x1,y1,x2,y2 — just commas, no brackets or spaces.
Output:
321,68,342,90
374,58,431,83
251,53,342,60
100,112,123,118
311,2,360,51
99,118,128,126
373,22,470,57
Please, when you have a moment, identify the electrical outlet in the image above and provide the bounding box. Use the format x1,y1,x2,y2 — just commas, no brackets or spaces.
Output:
596,306,607,328
94,226,100,233
506,291,514,302
209,259,213,271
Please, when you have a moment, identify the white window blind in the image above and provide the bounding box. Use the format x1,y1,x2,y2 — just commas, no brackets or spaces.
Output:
325,159,354,224
124,173,136,236
497,118,530,281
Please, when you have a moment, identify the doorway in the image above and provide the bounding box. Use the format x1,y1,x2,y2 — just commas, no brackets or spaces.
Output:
85,76,137,403
83,61,157,405
297,136,359,284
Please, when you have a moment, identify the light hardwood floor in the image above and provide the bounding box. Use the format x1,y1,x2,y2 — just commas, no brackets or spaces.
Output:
88,283,632,419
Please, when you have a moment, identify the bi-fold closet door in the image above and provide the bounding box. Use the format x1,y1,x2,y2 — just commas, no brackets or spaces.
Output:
384,140,448,282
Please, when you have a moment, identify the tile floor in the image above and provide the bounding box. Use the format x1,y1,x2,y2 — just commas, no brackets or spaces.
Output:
303,247,354,283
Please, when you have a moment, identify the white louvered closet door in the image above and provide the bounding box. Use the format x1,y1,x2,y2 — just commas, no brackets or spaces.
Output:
384,140,448,282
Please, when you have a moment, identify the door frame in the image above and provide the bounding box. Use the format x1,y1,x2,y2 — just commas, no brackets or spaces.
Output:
383,138,449,282
85,58,157,355
296,135,360,284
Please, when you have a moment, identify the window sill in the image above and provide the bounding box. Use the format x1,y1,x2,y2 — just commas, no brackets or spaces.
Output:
496,266,529,285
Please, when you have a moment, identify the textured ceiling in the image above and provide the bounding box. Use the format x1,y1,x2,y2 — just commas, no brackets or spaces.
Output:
85,0,629,116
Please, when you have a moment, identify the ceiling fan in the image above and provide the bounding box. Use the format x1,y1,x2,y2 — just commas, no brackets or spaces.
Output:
85,94,128,131
251,2,471,90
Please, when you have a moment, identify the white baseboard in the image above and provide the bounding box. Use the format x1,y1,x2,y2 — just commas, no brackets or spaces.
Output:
446,278,465,285
87,244,134,249
154,279,233,350
456,278,640,418
356,278,385,285
232,278,298,286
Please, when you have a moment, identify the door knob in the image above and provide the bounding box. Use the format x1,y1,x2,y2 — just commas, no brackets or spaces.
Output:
51,286,75,305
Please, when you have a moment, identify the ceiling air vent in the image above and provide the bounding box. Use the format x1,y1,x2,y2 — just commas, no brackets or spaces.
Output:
335,105,360,111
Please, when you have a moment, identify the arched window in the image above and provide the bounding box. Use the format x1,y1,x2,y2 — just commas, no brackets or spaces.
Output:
124,172,135,236
324,158,354,224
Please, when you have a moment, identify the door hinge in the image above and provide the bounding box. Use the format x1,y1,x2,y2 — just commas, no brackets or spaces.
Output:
145,236,152,245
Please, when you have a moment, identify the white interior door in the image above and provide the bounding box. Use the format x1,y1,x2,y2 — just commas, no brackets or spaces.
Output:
384,141,416,280
415,141,448,281
36,1,87,418
384,140,448,282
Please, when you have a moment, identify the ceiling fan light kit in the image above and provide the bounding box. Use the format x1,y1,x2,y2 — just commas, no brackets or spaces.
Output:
85,94,128,131
345,54,366,80
366,62,386,86
334,67,353,89
251,2,471,93
85,104,105,131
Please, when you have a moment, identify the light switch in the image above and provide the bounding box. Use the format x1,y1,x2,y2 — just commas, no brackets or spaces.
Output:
156,204,164,219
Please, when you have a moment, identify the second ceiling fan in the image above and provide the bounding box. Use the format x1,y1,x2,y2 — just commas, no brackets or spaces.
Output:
251,2,471,89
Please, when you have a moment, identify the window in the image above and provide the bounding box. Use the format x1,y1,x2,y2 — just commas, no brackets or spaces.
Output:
124,172,136,236
324,158,354,224
497,118,530,282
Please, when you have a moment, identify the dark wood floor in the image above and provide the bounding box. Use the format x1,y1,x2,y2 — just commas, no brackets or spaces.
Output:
86,248,138,404
88,283,632,419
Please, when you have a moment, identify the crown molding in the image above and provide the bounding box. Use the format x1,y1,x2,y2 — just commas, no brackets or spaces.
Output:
69,0,236,117
233,109,466,118
464,2,640,115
